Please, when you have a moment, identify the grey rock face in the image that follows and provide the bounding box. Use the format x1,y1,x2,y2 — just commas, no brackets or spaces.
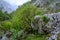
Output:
48,34,58,40
34,0,50,7
31,12,60,34
1,31,12,40
45,12,60,31
33,0,60,11
2,35,8,40
31,12,60,40
45,12,60,40
50,2,60,11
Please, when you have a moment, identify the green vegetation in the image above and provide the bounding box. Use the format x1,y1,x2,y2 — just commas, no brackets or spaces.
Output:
12,3,44,30
0,11,10,21
25,34,46,40
0,2,49,40
42,16,50,23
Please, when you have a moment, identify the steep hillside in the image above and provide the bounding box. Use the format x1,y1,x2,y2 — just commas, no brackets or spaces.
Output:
0,0,60,40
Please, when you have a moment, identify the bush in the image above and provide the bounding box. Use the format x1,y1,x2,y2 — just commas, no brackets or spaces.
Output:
12,3,44,30
1,21,12,30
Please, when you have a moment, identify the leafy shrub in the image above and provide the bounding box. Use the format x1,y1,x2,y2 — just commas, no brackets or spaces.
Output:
1,21,12,30
12,3,44,30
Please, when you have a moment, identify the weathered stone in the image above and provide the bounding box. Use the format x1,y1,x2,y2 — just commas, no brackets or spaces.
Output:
2,35,8,40
33,0,60,11
34,0,50,8
31,12,60,40
48,34,58,40
44,12,60,40
31,15,44,34
1,31,12,40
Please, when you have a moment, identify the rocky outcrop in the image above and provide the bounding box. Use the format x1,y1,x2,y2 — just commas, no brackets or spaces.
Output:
33,0,60,11
45,12,60,40
33,0,50,8
48,34,58,40
31,15,44,34
0,31,12,40
31,12,60,40
50,2,60,11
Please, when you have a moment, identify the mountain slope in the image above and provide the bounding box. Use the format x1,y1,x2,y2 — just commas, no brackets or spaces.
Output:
0,0,18,13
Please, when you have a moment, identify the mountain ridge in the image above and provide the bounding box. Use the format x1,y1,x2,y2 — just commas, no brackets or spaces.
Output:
0,0,18,13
